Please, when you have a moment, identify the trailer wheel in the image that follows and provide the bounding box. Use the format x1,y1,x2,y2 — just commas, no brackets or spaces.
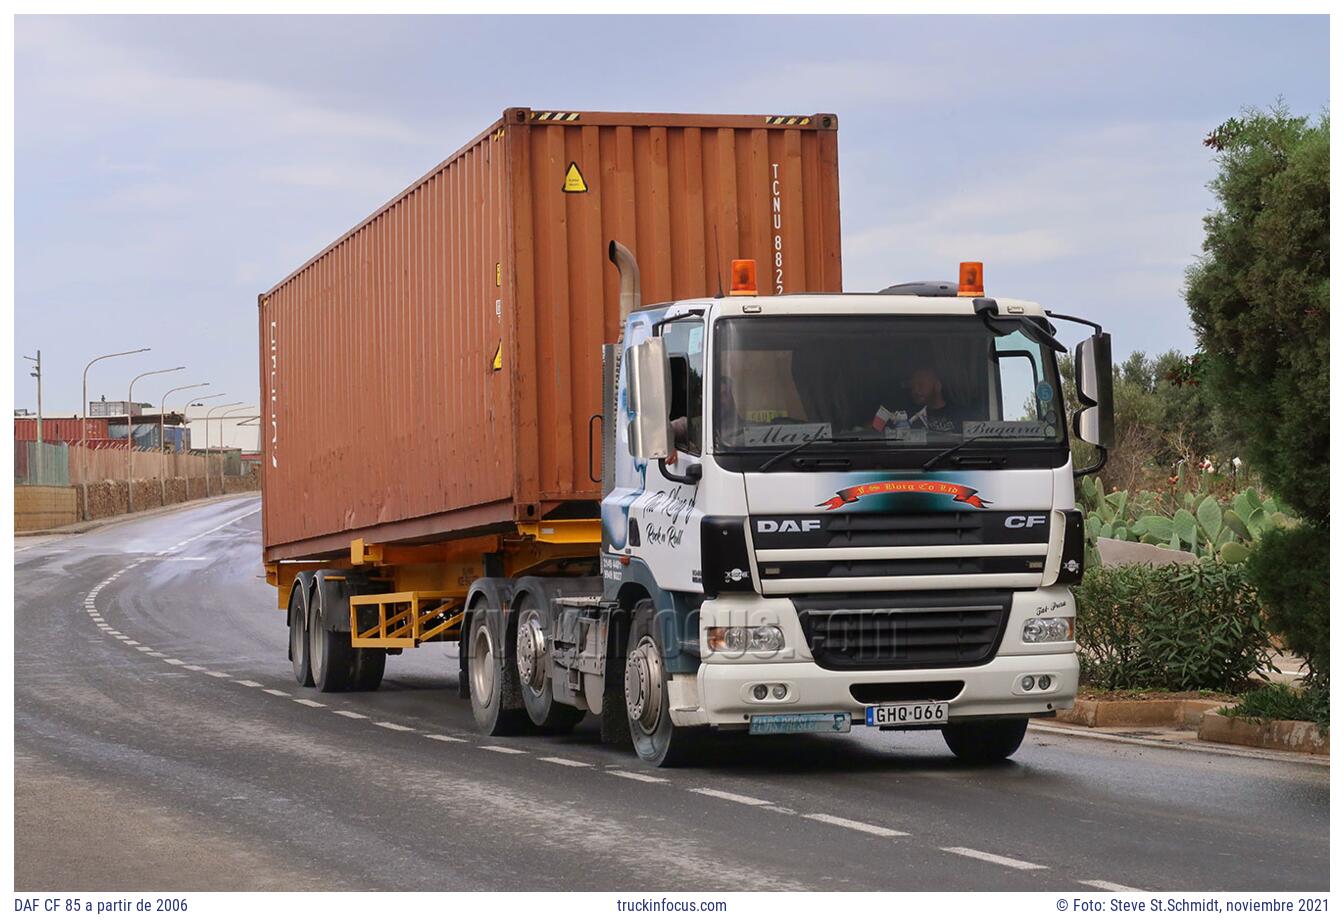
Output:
309,577,355,693
941,718,1029,764
514,592,583,732
288,581,314,687
466,598,528,735
352,648,386,691
625,599,704,767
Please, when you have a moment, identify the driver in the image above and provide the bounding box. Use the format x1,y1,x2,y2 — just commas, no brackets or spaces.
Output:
906,366,961,434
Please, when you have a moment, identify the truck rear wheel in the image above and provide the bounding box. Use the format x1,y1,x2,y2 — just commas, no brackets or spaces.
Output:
625,600,704,767
352,648,386,691
467,598,528,735
310,575,355,693
941,718,1029,764
288,581,314,687
515,592,584,732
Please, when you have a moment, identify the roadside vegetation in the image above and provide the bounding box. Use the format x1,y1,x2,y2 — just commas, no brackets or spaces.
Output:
1070,104,1328,729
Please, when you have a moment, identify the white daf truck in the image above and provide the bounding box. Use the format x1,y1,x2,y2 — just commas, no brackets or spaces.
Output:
489,244,1115,766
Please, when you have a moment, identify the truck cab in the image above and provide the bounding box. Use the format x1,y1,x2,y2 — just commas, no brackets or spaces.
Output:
594,250,1115,765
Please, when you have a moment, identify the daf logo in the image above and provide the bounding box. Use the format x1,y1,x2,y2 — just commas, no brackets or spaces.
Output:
725,568,749,583
1005,515,1047,529
757,519,822,533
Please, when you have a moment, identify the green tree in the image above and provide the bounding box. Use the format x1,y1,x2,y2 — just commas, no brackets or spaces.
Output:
1185,104,1329,695
1185,105,1329,523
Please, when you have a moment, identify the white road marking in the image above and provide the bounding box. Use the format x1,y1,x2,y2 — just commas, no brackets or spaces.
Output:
479,744,526,754
233,679,263,688
1081,879,1140,892
148,556,209,562
145,651,167,657
941,847,1047,870
608,770,668,784
181,665,207,671
538,756,591,767
163,658,185,665
692,788,773,806
760,805,797,815
205,671,231,678
333,710,368,720
262,688,291,697
375,721,415,732
423,734,467,743
293,699,326,708
803,813,907,837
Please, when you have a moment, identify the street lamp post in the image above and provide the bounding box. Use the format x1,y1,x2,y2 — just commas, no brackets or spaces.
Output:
204,402,244,497
127,367,185,513
212,409,256,495
183,395,226,499
79,347,150,520
158,382,210,505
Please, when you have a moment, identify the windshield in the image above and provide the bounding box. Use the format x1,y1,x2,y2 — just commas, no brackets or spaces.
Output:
713,315,1066,456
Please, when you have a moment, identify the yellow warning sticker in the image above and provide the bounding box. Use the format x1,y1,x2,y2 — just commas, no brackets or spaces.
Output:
492,340,503,371
563,162,587,193
495,262,501,287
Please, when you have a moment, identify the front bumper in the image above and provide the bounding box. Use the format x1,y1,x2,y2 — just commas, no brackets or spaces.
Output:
668,586,1079,728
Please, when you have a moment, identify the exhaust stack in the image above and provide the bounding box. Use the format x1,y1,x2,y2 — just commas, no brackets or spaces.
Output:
608,240,641,341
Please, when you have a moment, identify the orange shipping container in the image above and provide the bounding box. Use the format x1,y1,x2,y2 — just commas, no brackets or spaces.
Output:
260,108,842,561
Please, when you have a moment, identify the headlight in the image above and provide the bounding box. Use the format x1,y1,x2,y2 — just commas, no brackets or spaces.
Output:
706,625,785,653
1022,616,1074,643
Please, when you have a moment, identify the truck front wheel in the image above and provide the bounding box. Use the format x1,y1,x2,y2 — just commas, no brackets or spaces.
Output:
625,600,704,767
941,718,1029,764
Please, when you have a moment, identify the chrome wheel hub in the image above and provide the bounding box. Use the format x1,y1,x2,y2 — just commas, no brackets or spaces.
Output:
624,636,663,734
470,622,496,707
517,610,547,692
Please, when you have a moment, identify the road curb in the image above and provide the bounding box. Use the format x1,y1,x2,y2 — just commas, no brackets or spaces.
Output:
1056,698,1226,729
17,491,259,538
1029,721,1329,765
1198,712,1329,755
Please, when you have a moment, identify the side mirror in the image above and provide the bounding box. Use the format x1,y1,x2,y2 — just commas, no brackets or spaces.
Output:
626,338,673,459
1073,333,1115,449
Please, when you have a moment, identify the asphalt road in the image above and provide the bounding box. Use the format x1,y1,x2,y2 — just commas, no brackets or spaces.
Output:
14,496,1330,892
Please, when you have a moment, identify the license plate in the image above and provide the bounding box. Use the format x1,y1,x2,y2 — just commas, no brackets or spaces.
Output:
865,702,949,727
749,712,852,735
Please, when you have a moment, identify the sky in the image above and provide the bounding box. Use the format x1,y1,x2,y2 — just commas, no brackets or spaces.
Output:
13,14,1330,446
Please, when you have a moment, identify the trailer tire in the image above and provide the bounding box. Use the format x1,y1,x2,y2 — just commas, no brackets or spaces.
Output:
288,580,315,687
310,575,355,693
352,648,386,691
466,598,528,735
625,599,704,767
941,718,1029,764
514,591,583,732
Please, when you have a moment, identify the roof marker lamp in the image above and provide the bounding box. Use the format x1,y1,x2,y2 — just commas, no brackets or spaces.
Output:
958,261,985,297
729,259,758,296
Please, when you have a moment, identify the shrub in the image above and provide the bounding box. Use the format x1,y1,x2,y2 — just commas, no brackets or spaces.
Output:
1074,561,1273,693
1244,523,1329,691
1222,683,1328,731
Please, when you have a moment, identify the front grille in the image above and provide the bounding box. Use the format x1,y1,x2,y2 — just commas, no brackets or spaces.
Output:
760,556,1043,579
798,591,1011,671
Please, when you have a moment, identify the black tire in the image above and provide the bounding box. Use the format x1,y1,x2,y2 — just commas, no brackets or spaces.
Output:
288,581,314,687
309,576,355,693
466,598,529,735
352,648,386,691
941,718,1029,764
515,591,584,732
625,599,705,767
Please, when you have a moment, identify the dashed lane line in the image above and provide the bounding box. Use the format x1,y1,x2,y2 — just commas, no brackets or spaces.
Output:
940,847,1047,871
375,721,416,732
803,813,908,838
233,679,263,688
607,770,668,784
262,688,292,697
292,699,326,708
333,710,368,720
538,756,591,767
1081,880,1141,892
691,788,773,806
424,734,468,743
479,744,526,754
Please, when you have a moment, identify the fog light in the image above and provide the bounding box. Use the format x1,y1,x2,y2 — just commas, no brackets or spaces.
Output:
1021,675,1036,691
752,684,769,701
772,684,788,700
1023,616,1073,643
1038,675,1053,691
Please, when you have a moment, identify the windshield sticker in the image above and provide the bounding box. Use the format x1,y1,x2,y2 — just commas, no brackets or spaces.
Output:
741,422,833,446
817,480,991,511
1036,381,1054,403
687,325,703,355
963,420,1050,438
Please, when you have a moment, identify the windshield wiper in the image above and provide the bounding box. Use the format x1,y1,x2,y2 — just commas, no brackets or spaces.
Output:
921,434,992,470
758,435,873,472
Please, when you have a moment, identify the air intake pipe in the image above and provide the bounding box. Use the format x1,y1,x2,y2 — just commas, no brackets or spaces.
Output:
608,240,640,342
